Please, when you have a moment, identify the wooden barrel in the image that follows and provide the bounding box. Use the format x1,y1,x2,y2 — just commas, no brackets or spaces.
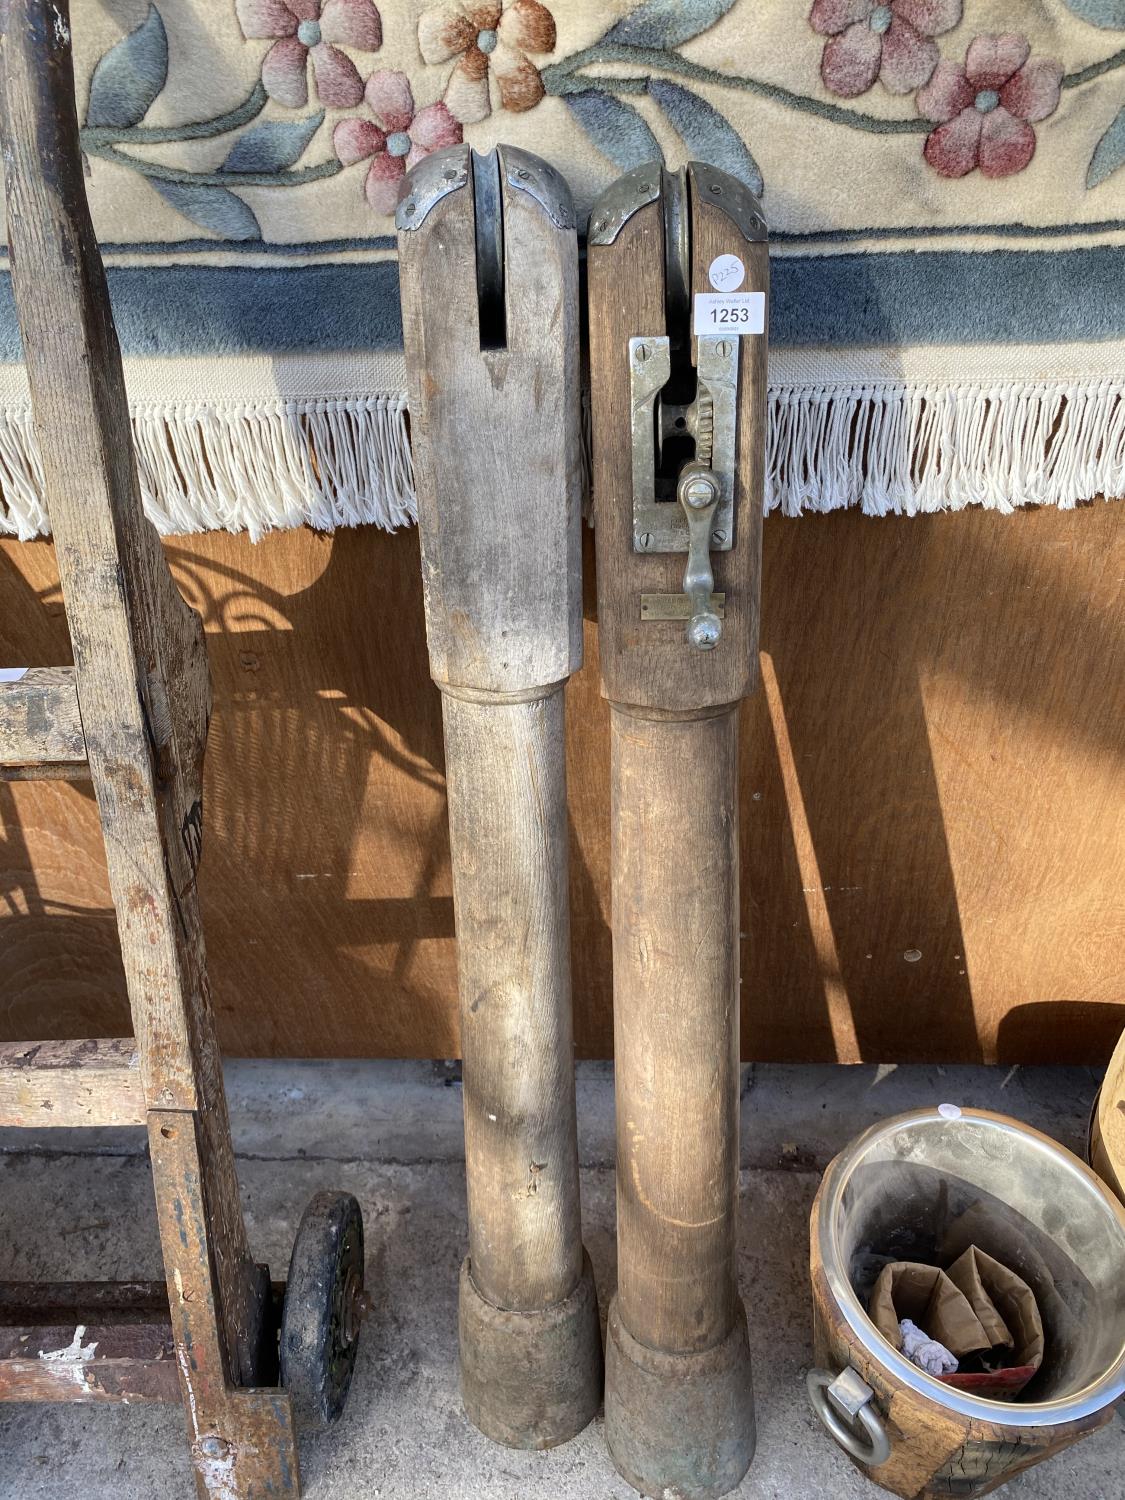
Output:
808,1109,1125,1499
1090,1068,1125,1205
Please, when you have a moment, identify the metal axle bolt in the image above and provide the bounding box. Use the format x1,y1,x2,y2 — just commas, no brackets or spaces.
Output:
342,1268,372,1347
682,473,719,510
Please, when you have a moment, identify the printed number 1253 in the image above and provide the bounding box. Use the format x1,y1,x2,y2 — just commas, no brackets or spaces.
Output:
692,291,766,337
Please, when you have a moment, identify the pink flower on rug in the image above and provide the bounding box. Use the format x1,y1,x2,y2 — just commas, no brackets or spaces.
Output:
811,0,962,98
236,0,383,110
418,1,556,124
917,34,1062,178
333,71,463,215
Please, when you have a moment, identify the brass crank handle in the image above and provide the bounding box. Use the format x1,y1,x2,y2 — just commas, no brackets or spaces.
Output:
677,465,722,651
806,1366,891,1468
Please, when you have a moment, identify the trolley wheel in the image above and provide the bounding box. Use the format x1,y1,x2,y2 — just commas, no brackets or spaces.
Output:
279,1190,367,1427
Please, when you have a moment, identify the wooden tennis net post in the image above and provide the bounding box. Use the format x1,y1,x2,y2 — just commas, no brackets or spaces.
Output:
587,161,769,1499
396,144,602,1450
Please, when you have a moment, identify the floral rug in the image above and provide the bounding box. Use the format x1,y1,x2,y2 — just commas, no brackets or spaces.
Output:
1,0,1123,537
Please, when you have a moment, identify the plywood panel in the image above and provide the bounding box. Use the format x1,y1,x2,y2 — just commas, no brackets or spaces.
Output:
1,503,1123,1063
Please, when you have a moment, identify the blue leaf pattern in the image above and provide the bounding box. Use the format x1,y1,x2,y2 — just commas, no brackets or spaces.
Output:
1088,105,1125,185
563,90,662,170
221,113,325,174
1061,0,1125,26
86,3,168,129
647,79,763,195
154,181,261,241
605,0,739,50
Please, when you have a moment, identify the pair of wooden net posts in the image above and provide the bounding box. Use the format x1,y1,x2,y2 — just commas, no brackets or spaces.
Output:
0,2,770,1495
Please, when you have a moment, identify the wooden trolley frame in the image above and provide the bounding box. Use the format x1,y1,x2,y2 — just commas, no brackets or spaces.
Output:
0,6,364,1493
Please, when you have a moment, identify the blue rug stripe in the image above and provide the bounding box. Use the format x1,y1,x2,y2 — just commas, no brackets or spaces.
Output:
0,246,1121,361
0,220,1121,259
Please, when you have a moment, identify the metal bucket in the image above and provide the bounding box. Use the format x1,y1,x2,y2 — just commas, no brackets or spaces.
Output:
808,1107,1125,1498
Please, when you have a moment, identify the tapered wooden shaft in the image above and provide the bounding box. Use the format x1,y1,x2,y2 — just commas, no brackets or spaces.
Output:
445,687,583,1311
612,705,741,1353
398,145,601,1448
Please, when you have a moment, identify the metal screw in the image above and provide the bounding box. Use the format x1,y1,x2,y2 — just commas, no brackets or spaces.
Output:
716,340,733,358
712,529,726,544
405,200,416,216
682,473,718,510
639,532,653,549
635,343,650,363
711,183,722,195
442,168,458,182
199,1436,230,1460
517,168,530,180
596,216,609,234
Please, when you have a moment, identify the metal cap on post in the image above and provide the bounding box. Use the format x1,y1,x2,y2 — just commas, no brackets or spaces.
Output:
397,144,601,1449
588,161,769,1499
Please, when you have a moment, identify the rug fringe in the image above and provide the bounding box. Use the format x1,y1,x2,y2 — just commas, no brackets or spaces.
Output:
1,382,1122,539
0,394,416,542
766,379,1125,516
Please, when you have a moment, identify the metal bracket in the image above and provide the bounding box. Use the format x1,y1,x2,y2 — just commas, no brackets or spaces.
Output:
629,335,671,550
630,335,737,556
501,145,574,230
395,145,469,231
688,161,768,243
588,162,661,246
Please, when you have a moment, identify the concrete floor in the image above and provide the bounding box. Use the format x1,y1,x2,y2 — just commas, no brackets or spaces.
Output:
0,1061,1120,1499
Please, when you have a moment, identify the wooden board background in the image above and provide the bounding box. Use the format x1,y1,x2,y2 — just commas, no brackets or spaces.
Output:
2,503,1123,1063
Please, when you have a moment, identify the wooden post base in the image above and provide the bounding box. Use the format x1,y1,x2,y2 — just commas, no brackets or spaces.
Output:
604,1296,755,1500
458,1251,603,1450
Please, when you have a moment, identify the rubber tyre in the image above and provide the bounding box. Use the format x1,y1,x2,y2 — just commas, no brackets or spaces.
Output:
279,1190,365,1427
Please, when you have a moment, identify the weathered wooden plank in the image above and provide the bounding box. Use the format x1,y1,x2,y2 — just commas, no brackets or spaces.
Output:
0,761,90,781
0,1280,178,1405
0,1037,144,1127
0,1324,179,1404
0,666,86,768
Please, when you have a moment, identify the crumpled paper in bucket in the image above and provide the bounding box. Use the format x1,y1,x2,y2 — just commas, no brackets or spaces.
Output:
869,1246,1044,1398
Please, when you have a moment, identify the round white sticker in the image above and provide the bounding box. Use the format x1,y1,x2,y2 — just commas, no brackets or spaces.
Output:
708,254,745,291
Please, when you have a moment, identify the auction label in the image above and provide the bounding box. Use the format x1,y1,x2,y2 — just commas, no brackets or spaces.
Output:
692,290,765,336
